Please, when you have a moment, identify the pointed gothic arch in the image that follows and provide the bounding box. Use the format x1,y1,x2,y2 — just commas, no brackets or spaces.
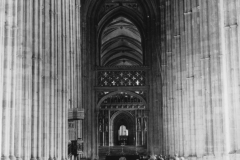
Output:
109,111,135,146
96,90,147,110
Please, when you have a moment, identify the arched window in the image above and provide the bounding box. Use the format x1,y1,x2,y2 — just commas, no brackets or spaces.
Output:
118,125,128,136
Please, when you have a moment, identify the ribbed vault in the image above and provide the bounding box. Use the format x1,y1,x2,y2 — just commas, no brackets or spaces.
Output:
101,17,143,66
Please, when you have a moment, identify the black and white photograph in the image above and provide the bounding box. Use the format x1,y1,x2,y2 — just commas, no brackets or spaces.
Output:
0,0,239,160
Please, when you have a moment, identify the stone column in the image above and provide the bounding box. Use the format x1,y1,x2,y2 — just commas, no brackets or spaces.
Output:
173,0,181,154
178,0,186,156
62,0,67,159
135,116,138,146
192,1,203,157
65,0,71,157
23,1,33,160
159,2,167,155
76,0,82,111
0,0,5,155
184,0,193,155
237,2,240,155
9,1,18,160
172,0,178,154
14,1,25,160
108,110,110,146
141,116,143,146
109,121,113,146
221,0,240,156
57,0,63,159
199,0,212,156
49,0,56,159
1,1,15,160
53,23,58,160
102,119,105,146
219,0,231,159
0,0,82,160
44,0,51,159
208,0,224,157
66,1,71,158
31,1,40,160
37,1,44,160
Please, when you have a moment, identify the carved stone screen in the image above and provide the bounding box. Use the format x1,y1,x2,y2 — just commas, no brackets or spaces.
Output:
97,71,146,87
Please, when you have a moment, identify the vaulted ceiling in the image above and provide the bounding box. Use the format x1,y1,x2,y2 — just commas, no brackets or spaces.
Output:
100,16,143,66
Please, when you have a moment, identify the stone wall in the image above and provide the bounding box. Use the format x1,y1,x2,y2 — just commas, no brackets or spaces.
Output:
150,0,240,159
0,1,82,160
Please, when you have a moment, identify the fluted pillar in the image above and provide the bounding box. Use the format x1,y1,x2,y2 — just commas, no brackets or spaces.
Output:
9,1,18,160
14,1,25,160
157,0,230,159
1,1,17,160
0,0,82,160
221,0,240,159
57,0,63,159
0,0,5,155
31,1,40,160
53,0,58,155
22,1,33,160
62,1,67,160
208,0,224,157
49,1,56,159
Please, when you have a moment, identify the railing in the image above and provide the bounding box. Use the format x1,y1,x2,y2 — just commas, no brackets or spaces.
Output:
68,139,84,160
68,143,73,157
68,108,84,120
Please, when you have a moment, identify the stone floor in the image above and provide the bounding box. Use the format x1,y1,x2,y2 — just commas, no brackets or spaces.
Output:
99,146,147,160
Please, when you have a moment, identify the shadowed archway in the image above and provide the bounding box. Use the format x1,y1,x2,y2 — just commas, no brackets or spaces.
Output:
112,111,135,145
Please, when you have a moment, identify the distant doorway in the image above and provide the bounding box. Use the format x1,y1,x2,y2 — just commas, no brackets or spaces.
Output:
118,125,129,145
112,111,135,146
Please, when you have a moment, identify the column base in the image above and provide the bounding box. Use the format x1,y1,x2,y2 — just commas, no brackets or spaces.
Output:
16,157,22,160
1,156,10,160
109,143,114,146
91,154,98,160
9,156,16,160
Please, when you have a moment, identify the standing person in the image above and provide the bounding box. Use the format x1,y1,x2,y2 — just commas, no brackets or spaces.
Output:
167,155,171,160
173,154,180,160
179,157,185,160
149,155,157,160
158,155,164,160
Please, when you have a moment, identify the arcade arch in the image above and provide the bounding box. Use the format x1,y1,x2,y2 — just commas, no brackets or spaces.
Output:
97,92,148,147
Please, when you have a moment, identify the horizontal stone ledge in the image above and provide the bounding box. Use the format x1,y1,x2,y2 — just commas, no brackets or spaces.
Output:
95,66,150,71
97,109,150,112
200,56,211,60
99,108,146,111
173,34,181,38
192,6,200,12
225,23,238,28
94,85,149,91
229,149,240,154
68,108,84,120
186,75,194,79
184,11,193,15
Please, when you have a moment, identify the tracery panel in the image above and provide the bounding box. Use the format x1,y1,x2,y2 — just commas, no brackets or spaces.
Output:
97,70,146,87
